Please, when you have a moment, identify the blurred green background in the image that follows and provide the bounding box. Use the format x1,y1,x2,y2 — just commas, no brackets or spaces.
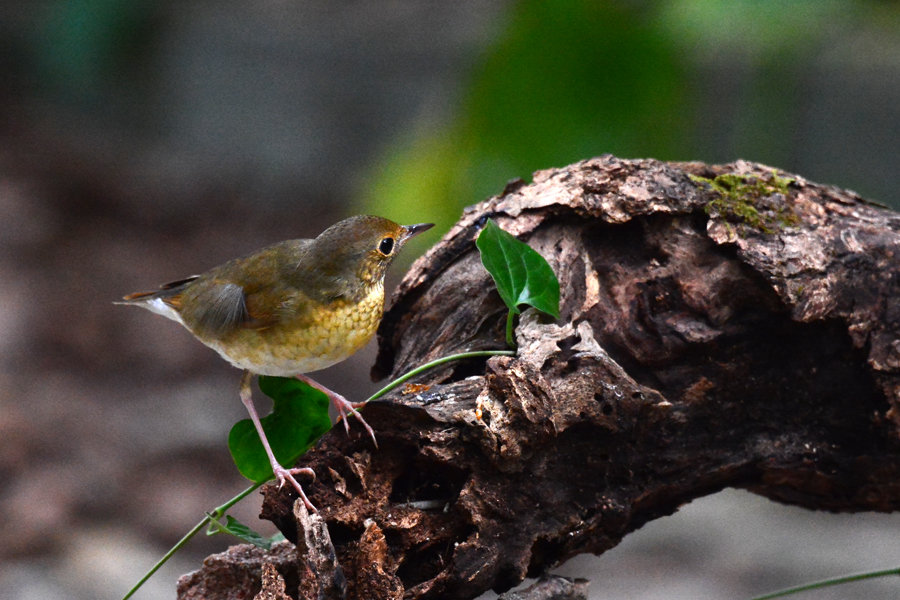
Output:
5,0,898,229
1,2,898,599
364,0,899,228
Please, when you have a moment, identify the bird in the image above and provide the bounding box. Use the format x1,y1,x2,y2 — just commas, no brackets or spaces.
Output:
119,215,433,511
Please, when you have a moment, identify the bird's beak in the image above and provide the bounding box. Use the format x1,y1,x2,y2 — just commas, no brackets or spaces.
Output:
401,222,434,242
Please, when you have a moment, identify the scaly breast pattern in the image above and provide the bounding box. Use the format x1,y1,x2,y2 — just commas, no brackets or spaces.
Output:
204,282,385,376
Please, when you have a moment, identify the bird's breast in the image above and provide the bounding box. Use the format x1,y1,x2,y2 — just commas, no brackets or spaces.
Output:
202,282,385,376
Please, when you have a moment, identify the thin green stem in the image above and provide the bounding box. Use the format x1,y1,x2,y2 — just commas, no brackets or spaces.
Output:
505,310,516,348
363,349,516,404
203,481,266,535
750,567,900,600
121,482,263,600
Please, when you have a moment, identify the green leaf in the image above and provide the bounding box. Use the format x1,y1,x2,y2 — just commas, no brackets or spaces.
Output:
476,219,560,319
206,514,285,550
228,376,332,483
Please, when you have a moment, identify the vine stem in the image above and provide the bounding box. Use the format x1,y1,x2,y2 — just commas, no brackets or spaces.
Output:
750,567,900,600
121,482,262,600
505,310,517,348
121,348,514,600
363,349,516,404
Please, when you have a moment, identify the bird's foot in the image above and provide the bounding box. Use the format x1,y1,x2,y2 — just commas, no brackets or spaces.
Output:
294,374,378,447
272,464,317,512
330,394,378,447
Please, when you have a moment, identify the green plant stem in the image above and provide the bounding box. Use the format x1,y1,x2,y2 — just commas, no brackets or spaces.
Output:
750,567,900,600
121,482,263,600
505,310,516,348
363,348,516,404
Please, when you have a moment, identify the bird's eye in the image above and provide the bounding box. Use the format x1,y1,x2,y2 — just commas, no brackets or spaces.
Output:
378,237,395,255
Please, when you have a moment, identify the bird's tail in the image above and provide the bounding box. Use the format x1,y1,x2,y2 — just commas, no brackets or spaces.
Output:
115,276,199,324
118,276,199,303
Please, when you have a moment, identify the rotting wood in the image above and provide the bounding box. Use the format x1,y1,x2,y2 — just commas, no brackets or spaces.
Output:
180,156,900,600
497,574,589,600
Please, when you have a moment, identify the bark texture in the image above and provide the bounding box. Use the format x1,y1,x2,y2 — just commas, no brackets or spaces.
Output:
177,541,300,600
254,563,294,600
497,575,589,600
180,156,900,600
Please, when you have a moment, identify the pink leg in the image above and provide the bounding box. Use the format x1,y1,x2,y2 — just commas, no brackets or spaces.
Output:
295,373,377,447
240,371,317,512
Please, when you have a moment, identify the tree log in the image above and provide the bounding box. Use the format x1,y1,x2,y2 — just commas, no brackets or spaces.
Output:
180,156,900,600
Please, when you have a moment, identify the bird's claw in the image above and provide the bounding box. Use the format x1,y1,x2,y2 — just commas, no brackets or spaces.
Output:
272,464,317,512
294,374,378,446
332,396,378,448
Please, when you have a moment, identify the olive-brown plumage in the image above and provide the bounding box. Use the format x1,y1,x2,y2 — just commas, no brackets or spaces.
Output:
120,215,433,510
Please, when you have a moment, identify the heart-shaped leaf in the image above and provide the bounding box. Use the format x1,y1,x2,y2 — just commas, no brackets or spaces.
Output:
476,219,560,319
228,376,332,483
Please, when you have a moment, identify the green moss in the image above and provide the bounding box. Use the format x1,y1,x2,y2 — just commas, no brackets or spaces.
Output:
691,171,800,234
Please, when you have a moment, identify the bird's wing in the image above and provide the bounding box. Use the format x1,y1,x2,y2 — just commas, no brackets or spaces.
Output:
178,239,327,336
184,281,255,336
176,277,292,337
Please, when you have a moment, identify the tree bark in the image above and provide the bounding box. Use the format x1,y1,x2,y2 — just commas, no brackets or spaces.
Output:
178,156,900,600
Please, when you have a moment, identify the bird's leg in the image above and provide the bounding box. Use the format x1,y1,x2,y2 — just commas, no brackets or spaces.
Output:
295,373,377,447
239,371,317,512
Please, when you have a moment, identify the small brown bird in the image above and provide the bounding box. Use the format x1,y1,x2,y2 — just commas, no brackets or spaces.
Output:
120,215,433,510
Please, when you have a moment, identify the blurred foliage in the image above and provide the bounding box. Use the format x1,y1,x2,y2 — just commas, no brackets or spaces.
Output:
360,0,897,231
31,0,162,111
362,0,688,230
13,0,899,223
